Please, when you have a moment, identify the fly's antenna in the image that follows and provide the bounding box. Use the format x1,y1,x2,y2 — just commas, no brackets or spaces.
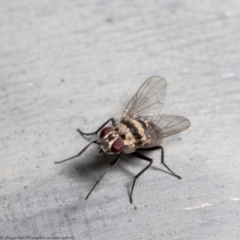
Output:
54,140,99,164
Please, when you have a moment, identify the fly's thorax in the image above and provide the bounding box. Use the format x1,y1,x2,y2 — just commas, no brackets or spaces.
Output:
126,118,148,138
114,123,137,153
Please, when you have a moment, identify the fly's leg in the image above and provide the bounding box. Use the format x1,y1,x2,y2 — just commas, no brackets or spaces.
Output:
130,152,153,204
85,154,120,200
159,146,181,179
137,146,163,151
137,146,181,179
54,140,98,164
77,118,116,136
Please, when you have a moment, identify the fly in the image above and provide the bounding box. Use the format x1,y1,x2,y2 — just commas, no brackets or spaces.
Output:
55,76,191,203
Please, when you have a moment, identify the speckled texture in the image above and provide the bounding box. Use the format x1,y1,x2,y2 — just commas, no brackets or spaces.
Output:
0,1,240,239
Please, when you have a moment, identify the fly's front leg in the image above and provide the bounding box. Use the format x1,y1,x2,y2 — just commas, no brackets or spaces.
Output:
85,154,120,200
77,118,116,136
130,152,153,204
55,140,98,164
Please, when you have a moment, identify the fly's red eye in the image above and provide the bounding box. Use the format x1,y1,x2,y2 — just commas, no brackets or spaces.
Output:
111,137,124,153
100,127,113,139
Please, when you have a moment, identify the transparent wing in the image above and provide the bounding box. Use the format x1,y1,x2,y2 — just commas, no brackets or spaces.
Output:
121,75,167,122
155,114,191,138
121,75,190,148
141,115,191,148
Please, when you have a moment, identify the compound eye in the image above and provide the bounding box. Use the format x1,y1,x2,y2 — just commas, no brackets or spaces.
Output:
100,127,113,139
111,137,124,153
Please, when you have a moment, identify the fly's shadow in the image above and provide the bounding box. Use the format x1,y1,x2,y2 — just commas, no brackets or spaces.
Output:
59,147,114,183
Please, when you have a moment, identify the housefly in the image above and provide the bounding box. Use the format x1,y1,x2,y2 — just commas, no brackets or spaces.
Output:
55,76,191,203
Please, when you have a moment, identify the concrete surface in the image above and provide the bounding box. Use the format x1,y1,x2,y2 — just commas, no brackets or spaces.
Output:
0,1,240,239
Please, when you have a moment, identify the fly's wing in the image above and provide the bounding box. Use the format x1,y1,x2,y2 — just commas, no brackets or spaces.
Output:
157,114,191,138
121,75,167,123
141,115,191,148
121,76,190,148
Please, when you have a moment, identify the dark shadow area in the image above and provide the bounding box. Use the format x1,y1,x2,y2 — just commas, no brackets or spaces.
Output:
59,146,179,182
55,136,183,204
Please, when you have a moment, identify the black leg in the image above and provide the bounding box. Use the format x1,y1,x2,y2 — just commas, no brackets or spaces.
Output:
130,152,153,204
159,146,181,179
77,118,116,136
54,140,98,164
137,146,164,151
85,154,120,200
136,146,181,179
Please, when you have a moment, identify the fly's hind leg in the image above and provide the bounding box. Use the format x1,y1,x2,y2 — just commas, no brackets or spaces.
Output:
137,146,181,179
159,146,181,179
77,118,116,136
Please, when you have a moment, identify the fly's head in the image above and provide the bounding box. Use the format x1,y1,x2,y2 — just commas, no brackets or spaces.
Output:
99,127,124,154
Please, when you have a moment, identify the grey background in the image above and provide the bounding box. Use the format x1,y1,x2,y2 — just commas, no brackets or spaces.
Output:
1,0,240,239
